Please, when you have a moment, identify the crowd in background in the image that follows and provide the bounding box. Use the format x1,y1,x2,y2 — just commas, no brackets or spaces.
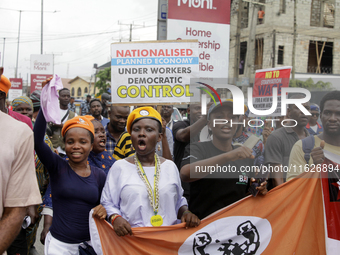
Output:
1,69,340,255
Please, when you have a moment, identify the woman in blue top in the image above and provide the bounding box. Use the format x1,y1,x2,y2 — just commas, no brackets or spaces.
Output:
34,78,107,254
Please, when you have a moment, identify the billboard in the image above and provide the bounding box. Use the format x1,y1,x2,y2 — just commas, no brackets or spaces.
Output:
167,0,230,78
30,54,54,93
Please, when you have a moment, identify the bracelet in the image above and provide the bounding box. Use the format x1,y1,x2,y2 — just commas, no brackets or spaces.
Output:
182,210,191,216
111,215,121,225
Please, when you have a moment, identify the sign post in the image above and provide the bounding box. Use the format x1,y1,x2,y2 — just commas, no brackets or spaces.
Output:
8,78,23,101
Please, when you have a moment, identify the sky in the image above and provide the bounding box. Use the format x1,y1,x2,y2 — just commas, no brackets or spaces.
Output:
0,0,158,81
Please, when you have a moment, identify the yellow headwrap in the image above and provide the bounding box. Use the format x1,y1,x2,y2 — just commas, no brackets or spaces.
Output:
126,106,162,134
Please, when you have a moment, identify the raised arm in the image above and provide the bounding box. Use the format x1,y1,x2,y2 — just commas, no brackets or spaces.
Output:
175,117,207,143
34,110,59,171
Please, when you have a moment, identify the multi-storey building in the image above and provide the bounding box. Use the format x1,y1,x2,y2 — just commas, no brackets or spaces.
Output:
228,0,340,83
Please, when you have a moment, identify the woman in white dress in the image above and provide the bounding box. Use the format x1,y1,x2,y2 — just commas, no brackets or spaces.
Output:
101,106,200,236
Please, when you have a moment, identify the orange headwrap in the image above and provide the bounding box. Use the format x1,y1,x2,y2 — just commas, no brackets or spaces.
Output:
126,106,162,134
83,115,95,121
61,116,95,137
0,75,11,95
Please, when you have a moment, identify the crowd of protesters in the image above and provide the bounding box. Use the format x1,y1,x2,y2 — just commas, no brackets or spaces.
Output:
1,68,339,255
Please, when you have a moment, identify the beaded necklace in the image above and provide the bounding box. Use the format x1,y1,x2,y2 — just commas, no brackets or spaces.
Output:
134,154,163,226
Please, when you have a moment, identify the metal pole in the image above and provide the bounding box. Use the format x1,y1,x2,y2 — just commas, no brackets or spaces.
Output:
272,30,276,68
93,69,97,96
129,24,132,42
15,10,22,78
292,0,297,81
41,0,43,54
244,3,258,82
2,38,5,66
233,0,243,84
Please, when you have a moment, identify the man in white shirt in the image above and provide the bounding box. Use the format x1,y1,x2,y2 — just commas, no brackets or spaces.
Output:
48,88,77,157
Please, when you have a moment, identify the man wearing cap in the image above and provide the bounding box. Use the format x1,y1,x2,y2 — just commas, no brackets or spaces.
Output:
80,95,91,116
180,100,267,219
306,103,323,135
0,69,42,254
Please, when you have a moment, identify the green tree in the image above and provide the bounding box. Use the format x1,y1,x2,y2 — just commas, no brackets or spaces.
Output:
95,67,111,97
289,78,333,89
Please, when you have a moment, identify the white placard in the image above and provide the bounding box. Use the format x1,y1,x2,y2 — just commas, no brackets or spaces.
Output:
110,40,200,105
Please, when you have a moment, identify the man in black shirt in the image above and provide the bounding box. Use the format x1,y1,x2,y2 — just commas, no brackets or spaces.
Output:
173,103,209,200
180,100,267,219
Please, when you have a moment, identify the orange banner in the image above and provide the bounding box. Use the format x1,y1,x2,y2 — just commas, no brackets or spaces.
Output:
92,171,325,254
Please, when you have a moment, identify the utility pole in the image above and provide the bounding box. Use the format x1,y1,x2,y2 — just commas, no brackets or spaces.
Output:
272,30,276,68
244,2,258,83
67,63,69,78
118,21,144,42
233,0,243,84
15,10,22,78
292,0,297,81
129,24,132,42
93,63,98,96
2,38,5,66
41,0,43,54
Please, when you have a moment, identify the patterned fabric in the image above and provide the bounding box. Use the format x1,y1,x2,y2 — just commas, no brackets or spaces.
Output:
26,205,43,253
80,100,90,116
113,131,135,160
88,150,116,175
35,134,54,196
12,96,33,110
68,102,76,113
233,131,265,168
105,123,117,156
30,90,42,109
27,131,54,252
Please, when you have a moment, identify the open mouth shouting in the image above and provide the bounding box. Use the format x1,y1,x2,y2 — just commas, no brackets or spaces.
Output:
137,139,147,151
99,138,106,147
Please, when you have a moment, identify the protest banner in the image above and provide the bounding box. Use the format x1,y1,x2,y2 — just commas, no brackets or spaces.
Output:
247,66,292,136
110,40,200,105
167,0,230,78
30,54,54,93
90,160,340,254
251,66,292,116
8,78,23,101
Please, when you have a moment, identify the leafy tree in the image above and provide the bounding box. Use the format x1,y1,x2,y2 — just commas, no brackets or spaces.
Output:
289,78,332,89
95,67,111,97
